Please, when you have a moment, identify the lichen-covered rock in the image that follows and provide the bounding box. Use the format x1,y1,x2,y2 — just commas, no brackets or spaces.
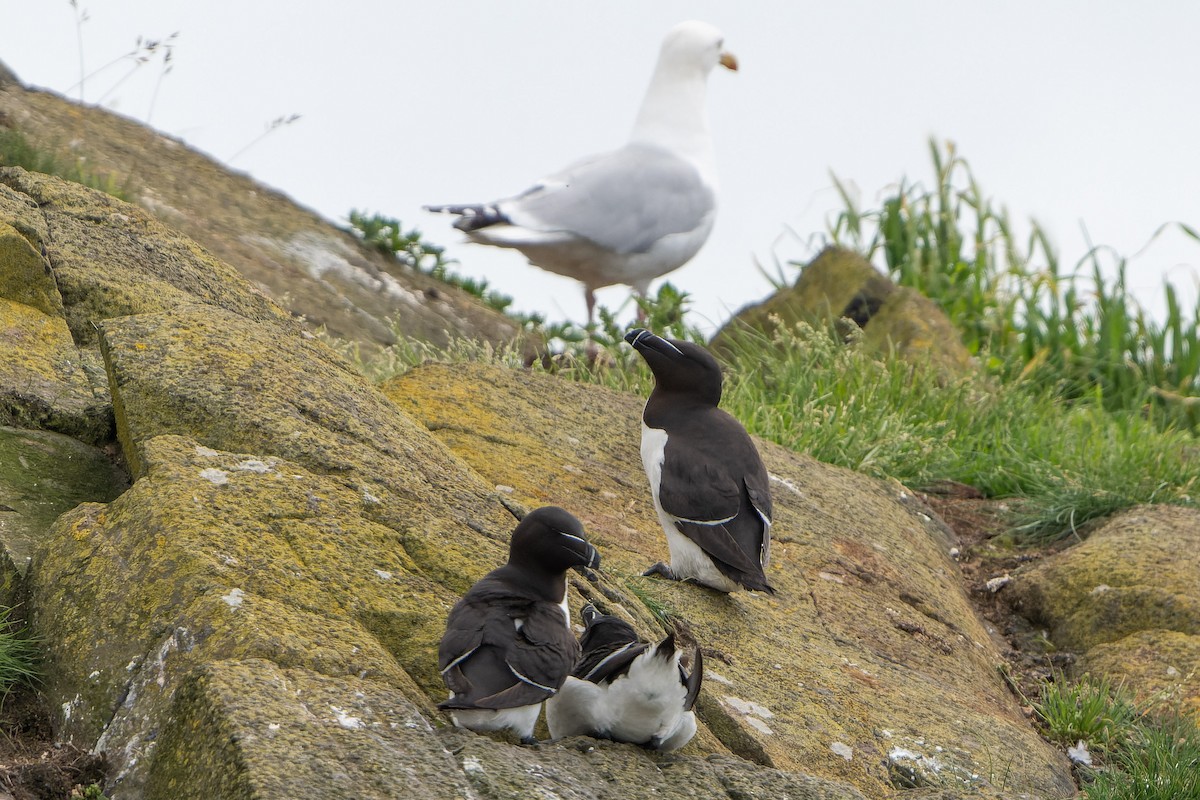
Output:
0,426,126,598
1010,504,1200,711
146,659,475,800
438,728,867,800
32,435,470,796
1076,630,1200,716
382,364,1075,798
0,168,292,347
96,302,514,592
0,217,110,442
709,247,973,377
0,84,524,353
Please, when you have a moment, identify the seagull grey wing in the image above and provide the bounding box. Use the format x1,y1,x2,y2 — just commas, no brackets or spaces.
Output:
501,143,715,255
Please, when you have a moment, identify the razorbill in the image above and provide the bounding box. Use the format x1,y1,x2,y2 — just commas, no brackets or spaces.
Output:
424,21,737,325
438,506,601,743
545,604,702,751
625,328,775,593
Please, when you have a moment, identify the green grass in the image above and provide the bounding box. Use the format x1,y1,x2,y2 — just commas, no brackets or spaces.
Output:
1033,672,1139,755
827,139,1200,427
1026,672,1200,800
0,128,132,200
0,607,39,697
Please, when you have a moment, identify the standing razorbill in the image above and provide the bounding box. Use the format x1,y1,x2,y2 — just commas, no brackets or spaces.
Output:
438,506,601,742
545,604,702,751
625,328,774,593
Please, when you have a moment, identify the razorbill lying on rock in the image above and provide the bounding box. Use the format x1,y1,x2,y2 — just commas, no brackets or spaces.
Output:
625,328,775,593
545,604,701,751
438,506,600,742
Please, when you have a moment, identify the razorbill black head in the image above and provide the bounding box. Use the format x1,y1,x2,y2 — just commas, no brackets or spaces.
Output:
545,604,702,751
438,506,601,743
625,328,775,594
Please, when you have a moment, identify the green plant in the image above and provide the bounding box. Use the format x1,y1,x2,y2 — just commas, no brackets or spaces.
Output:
1032,673,1138,754
1084,711,1200,799
0,128,132,200
827,138,1200,421
71,784,110,800
0,607,39,696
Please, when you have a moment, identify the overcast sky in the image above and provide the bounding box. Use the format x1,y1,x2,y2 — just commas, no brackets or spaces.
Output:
3,2,1198,332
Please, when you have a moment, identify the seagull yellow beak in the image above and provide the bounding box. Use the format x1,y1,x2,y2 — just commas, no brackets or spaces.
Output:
719,51,739,72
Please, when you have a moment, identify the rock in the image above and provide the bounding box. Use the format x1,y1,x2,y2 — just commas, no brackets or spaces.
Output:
0,84,523,353
1010,504,1200,711
0,168,291,348
146,659,475,800
0,217,110,442
382,364,1076,798
0,426,126,598
710,247,973,377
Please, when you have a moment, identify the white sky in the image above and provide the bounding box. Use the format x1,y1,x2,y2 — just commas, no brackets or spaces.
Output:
3,1,1198,333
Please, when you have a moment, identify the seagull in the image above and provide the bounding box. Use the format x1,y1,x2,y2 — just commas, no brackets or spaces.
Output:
625,328,774,593
425,20,736,324
438,507,601,743
545,604,702,751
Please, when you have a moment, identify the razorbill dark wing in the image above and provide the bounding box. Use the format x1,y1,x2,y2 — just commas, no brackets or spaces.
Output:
545,604,702,751
438,506,601,743
424,21,737,325
625,328,774,593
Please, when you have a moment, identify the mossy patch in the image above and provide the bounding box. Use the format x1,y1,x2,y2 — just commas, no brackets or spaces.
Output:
0,426,126,600
1011,505,1200,652
1076,630,1200,716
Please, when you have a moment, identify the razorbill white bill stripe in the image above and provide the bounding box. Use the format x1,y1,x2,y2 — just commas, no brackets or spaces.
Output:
625,328,775,593
545,604,702,751
424,21,737,325
438,506,601,743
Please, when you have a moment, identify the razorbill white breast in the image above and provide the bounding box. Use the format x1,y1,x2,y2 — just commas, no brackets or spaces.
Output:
624,328,774,593
438,506,601,743
545,604,702,751
424,21,737,325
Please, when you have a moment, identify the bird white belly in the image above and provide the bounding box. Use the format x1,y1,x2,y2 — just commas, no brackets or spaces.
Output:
448,703,542,739
640,422,739,593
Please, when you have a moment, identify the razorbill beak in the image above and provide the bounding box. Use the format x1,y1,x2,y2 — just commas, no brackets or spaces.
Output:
545,603,702,751
624,328,775,594
438,506,600,743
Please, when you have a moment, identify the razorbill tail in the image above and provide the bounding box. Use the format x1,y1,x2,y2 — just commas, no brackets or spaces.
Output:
438,506,601,743
424,21,737,325
625,328,775,593
545,604,702,751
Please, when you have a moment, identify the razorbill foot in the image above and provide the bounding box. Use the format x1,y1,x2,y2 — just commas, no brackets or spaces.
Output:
625,328,775,593
545,604,702,751
438,506,601,742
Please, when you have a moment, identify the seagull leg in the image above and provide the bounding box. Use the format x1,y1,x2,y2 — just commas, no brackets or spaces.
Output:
584,287,601,362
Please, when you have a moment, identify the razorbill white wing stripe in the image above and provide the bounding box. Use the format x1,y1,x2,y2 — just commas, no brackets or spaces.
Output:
508,664,560,694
